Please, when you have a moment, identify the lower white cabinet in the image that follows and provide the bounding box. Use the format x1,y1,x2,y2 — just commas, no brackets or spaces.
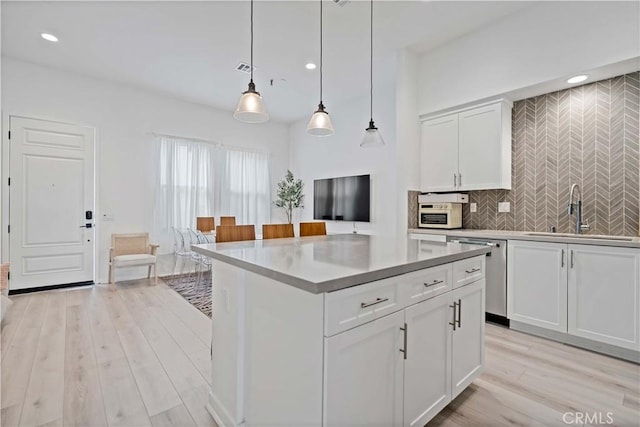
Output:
451,280,485,398
568,244,640,350
326,275,486,427
324,310,404,427
507,240,567,332
508,240,640,352
403,292,452,427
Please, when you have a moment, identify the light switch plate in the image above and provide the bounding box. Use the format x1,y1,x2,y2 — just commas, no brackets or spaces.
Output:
498,202,510,213
470,203,477,213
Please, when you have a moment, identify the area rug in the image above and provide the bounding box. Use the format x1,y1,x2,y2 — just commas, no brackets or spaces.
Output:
161,272,212,318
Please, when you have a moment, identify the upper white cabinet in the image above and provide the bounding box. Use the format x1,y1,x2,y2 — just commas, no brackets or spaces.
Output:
420,114,459,192
421,100,512,193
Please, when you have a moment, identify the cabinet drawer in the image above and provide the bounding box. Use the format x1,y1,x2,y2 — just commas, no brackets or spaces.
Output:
453,256,485,288
325,277,402,336
400,264,453,305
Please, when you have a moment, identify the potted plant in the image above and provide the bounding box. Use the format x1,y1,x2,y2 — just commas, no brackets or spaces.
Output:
274,170,304,224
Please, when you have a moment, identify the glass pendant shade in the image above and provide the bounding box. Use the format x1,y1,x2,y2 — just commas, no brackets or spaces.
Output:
360,120,385,147
307,103,334,136
234,82,269,123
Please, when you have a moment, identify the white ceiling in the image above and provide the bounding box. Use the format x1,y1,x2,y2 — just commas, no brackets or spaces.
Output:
1,1,532,123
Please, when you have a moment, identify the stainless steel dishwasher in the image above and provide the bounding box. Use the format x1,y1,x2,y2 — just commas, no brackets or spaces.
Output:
447,236,508,325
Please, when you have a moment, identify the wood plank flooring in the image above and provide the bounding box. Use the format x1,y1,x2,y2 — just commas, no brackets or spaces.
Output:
2,275,639,427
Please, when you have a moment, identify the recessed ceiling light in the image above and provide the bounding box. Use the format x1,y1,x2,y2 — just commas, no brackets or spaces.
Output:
567,75,588,84
41,33,59,42
305,63,317,70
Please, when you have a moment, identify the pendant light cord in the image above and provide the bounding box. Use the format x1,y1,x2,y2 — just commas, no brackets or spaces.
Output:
250,0,254,83
320,0,324,104
369,0,373,121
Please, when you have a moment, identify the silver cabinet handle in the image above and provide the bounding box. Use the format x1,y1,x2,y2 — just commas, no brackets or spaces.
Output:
424,279,444,287
570,250,574,269
453,173,457,188
449,302,457,331
465,268,481,274
459,173,462,187
360,297,389,309
456,298,462,328
561,249,565,268
399,323,408,359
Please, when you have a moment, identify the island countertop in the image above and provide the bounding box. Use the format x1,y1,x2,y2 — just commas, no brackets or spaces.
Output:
192,233,491,293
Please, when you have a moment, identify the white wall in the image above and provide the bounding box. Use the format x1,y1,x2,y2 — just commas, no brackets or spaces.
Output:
289,82,397,237
394,48,420,236
1,57,290,283
419,1,640,115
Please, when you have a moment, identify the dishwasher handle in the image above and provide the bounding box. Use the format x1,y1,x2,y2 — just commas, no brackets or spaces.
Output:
450,239,499,248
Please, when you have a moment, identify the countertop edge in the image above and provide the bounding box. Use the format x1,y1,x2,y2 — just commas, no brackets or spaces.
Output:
408,228,640,248
192,244,491,294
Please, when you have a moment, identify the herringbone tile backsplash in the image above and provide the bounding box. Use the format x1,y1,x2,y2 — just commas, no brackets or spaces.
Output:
463,72,639,236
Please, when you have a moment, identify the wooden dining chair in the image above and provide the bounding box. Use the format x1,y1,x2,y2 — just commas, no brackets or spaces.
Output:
299,222,327,237
262,223,295,240
215,225,256,243
220,216,236,226
196,216,215,232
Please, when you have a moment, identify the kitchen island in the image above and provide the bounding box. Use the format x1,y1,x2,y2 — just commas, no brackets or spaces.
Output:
193,234,491,427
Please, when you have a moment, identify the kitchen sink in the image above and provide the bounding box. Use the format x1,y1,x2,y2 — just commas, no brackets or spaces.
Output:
524,232,634,241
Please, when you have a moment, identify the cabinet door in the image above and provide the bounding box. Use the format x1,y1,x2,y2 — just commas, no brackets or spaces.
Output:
458,103,509,190
421,115,459,192
323,311,404,427
451,279,485,399
403,292,452,427
568,245,640,351
507,241,568,332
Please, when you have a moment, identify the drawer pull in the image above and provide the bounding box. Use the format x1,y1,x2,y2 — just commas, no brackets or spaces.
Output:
360,297,389,309
424,279,444,287
465,267,481,274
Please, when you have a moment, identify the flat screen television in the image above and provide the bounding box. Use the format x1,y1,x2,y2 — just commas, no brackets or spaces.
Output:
313,174,370,222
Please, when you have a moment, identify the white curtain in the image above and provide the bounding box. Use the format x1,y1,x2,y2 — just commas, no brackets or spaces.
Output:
155,136,216,232
154,136,271,251
215,148,271,229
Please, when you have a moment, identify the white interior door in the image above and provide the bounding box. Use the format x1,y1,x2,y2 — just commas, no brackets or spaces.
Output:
9,116,95,290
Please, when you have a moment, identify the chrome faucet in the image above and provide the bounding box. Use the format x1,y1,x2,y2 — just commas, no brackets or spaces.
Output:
567,184,590,234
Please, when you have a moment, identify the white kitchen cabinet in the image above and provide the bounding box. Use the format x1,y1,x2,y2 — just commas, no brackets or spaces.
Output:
507,241,567,332
324,310,405,427
420,114,459,192
420,100,512,193
403,278,485,427
568,244,640,351
508,240,639,357
403,292,452,427
458,103,511,191
451,279,485,398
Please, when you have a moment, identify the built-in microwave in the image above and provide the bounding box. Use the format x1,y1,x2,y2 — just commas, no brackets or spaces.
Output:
418,202,462,229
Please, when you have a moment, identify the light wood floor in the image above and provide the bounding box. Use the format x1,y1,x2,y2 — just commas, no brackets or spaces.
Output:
2,277,639,427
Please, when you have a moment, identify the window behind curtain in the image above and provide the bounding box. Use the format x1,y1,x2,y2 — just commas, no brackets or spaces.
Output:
154,136,271,242
156,137,215,231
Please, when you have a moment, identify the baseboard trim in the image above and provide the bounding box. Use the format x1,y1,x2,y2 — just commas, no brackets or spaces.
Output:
9,281,94,295
486,312,509,327
510,320,640,364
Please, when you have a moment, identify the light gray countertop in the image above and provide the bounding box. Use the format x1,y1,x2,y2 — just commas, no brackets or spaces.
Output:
192,234,491,294
408,228,640,248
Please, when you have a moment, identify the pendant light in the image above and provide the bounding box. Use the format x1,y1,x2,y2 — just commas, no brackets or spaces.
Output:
234,0,269,123
360,0,384,147
307,0,335,136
